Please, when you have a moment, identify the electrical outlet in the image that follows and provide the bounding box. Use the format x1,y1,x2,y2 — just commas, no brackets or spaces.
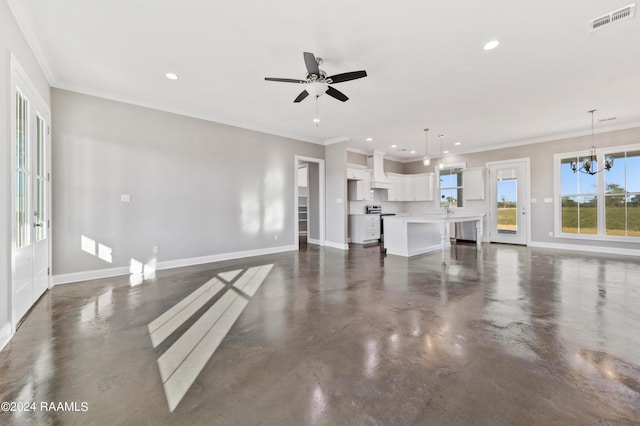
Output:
548,231,553,237
153,246,159,254
274,235,278,241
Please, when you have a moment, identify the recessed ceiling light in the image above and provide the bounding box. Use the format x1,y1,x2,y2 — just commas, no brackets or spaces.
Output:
366,137,373,142
410,150,416,154
312,118,320,124
484,40,500,50
391,144,397,148
165,72,179,80
443,150,449,154
454,142,462,146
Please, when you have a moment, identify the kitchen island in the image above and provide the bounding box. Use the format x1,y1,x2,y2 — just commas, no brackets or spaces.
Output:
383,213,484,257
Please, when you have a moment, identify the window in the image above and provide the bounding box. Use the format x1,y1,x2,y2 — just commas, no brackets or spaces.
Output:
604,150,640,237
439,168,463,208
35,114,47,241
555,144,640,240
15,90,29,248
560,157,598,234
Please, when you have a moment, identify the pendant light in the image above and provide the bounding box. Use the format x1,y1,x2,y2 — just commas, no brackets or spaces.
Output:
423,128,431,166
438,134,445,170
570,110,614,175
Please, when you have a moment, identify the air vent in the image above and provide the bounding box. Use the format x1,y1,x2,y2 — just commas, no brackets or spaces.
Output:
599,117,617,122
590,4,635,32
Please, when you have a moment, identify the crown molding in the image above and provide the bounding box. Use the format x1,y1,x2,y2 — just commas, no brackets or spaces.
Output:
324,136,350,146
398,121,640,165
6,0,57,84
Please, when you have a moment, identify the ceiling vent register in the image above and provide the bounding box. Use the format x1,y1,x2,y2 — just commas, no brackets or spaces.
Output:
590,3,635,32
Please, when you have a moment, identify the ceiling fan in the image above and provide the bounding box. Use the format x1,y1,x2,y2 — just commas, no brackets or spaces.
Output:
265,52,367,103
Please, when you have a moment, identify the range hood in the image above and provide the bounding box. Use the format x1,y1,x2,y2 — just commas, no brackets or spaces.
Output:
367,151,392,189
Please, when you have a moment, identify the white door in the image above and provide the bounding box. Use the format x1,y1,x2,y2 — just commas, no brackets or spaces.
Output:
12,63,51,326
488,160,529,245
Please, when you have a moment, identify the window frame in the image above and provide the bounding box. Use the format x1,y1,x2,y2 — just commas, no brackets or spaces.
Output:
554,143,640,242
437,162,466,208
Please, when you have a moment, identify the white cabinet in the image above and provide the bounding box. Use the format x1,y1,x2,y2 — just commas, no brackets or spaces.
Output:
348,178,372,201
387,173,404,201
347,168,367,181
463,167,485,200
414,173,434,201
403,176,415,201
349,214,380,243
388,173,434,202
347,168,372,201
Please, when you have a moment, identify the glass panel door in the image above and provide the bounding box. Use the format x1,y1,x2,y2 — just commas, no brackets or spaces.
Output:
489,161,528,245
496,172,518,234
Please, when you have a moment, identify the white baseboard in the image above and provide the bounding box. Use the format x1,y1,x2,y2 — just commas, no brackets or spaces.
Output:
324,241,349,250
0,323,12,352
155,245,296,270
52,244,297,285
52,266,131,286
307,238,321,245
528,241,640,257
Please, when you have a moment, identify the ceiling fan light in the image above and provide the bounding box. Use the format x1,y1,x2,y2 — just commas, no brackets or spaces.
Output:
306,82,328,97
423,155,431,166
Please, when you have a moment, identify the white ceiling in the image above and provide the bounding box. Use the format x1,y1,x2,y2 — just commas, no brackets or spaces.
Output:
8,0,640,161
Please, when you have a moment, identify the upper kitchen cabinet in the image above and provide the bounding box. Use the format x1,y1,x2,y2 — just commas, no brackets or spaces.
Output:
413,173,434,201
463,167,485,201
347,168,368,181
347,168,372,201
387,173,405,201
387,173,434,202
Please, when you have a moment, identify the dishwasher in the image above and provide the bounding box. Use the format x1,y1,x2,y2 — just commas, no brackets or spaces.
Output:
455,221,477,242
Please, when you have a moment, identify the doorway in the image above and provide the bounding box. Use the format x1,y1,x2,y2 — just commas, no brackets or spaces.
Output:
487,159,530,245
294,156,325,250
10,56,52,330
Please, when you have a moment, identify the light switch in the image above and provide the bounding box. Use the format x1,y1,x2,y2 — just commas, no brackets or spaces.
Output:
531,198,537,203
336,198,343,204
121,194,131,202
544,198,553,203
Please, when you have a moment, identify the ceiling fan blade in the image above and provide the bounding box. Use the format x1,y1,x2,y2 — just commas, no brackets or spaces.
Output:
293,90,309,103
265,77,306,84
326,86,349,102
327,70,368,84
303,52,320,76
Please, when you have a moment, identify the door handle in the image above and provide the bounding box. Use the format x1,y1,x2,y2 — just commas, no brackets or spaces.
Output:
34,223,43,227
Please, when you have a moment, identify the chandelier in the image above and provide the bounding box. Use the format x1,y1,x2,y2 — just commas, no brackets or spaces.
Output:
571,110,614,175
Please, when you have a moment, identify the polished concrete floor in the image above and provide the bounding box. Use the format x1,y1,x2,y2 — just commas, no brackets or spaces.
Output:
1,243,640,425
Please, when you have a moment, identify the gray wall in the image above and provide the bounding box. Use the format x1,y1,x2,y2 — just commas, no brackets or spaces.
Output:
1,3,51,332
325,142,347,247
346,151,405,174
307,162,320,241
347,151,366,166
51,89,324,275
405,127,640,250
384,159,405,174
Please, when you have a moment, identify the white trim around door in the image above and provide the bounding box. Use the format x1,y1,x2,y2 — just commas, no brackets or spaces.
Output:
294,156,326,249
9,53,52,334
486,158,531,245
